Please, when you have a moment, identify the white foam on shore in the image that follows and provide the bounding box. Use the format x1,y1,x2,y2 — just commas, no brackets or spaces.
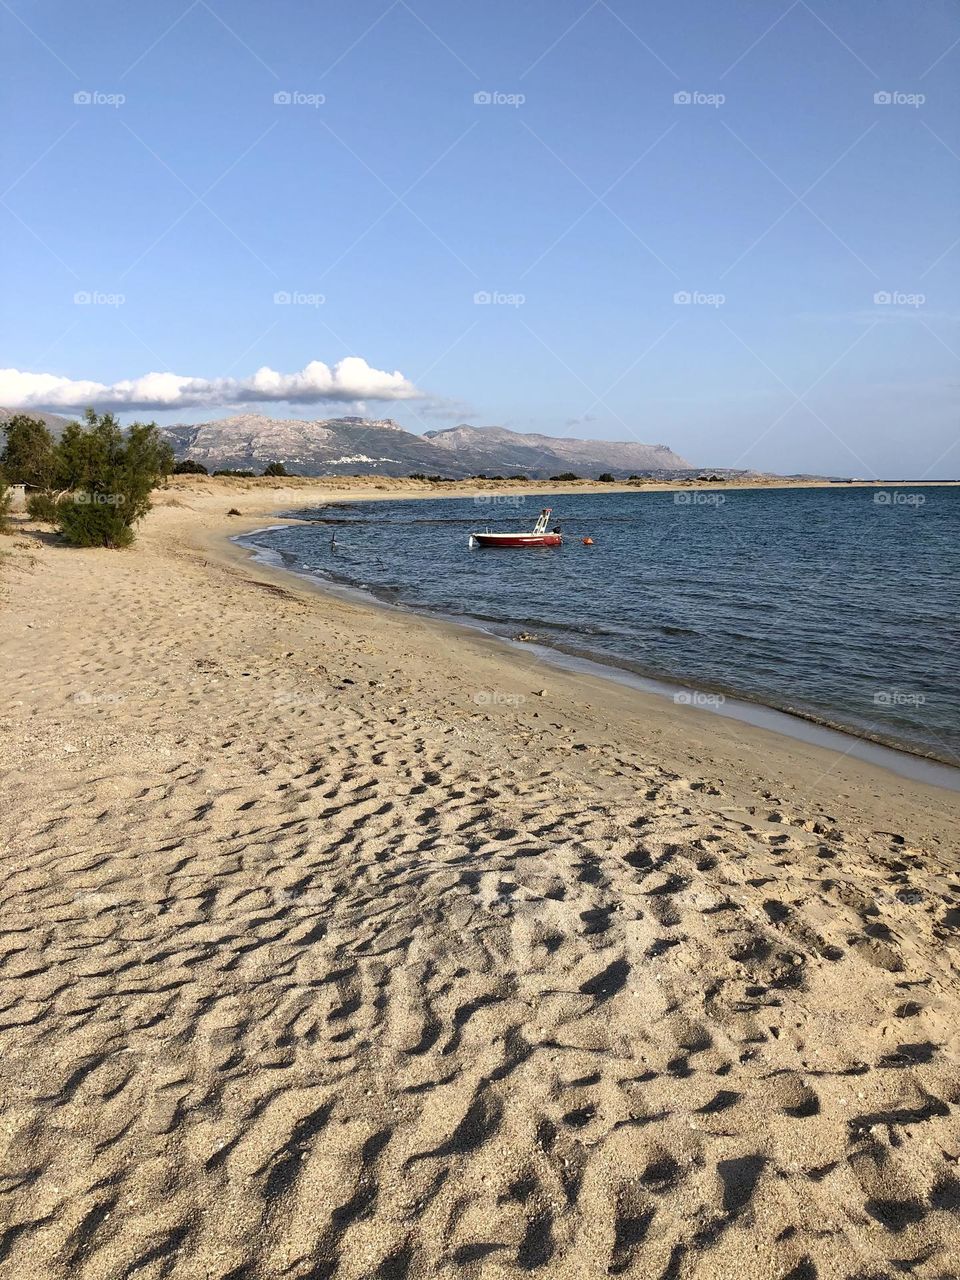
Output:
242,524,294,537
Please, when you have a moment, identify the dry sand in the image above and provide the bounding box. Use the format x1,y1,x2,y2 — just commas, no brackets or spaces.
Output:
1,478,959,1280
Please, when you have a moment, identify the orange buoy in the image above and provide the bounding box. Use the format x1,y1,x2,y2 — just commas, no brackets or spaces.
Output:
582,536,594,545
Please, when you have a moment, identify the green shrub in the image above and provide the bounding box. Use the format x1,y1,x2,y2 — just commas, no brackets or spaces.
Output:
2,409,172,547
0,468,11,535
57,495,136,548
262,461,289,476
173,459,208,475
597,472,616,483
549,472,579,482
1,415,58,488
26,491,62,523
53,410,172,548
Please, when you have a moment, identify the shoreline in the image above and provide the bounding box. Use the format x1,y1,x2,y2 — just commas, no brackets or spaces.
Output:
230,500,960,790
183,487,960,840
3,482,960,1279
159,472,960,506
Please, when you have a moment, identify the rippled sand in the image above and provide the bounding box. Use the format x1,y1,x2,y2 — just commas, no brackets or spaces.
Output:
2,482,959,1280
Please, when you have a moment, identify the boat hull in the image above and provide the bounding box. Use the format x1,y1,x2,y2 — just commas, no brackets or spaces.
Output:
471,532,562,547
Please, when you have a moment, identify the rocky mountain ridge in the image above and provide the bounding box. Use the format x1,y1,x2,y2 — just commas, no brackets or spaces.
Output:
155,414,694,477
1,407,695,478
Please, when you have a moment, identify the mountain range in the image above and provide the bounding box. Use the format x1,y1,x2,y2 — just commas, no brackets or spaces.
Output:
1,408,693,478
155,415,693,478
0,408,73,436
424,424,690,478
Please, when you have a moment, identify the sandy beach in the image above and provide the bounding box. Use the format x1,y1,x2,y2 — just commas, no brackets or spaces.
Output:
2,477,959,1280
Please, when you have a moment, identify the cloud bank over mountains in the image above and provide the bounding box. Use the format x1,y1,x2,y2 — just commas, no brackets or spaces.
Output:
0,357,422,412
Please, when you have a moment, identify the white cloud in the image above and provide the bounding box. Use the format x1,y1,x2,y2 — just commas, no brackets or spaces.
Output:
0,357,422,412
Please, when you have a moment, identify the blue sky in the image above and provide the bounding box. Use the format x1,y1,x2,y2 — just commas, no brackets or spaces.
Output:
2,0,958,476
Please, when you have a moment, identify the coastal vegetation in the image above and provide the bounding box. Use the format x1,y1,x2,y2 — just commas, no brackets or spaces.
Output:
0,467,11,535
2,410,174,548
176,460,293,477
1,414,58,490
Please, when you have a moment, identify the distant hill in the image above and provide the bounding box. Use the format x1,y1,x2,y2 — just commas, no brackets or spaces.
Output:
0,408,73,440
0,408,694,477
424,424,690,477
157,415,470,477
156,414,694,478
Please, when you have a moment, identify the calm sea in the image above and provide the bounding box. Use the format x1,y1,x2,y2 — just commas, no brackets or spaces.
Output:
240,487,960,766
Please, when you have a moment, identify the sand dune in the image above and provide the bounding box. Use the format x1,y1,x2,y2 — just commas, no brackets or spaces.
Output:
1,489,959,1280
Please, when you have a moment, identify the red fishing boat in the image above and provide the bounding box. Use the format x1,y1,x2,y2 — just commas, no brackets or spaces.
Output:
469,507,563,548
